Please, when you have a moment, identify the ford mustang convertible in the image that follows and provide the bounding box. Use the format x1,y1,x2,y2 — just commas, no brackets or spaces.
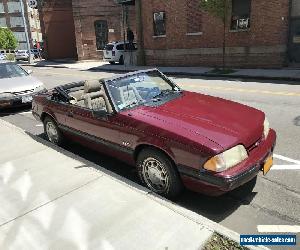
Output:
32,69,276,198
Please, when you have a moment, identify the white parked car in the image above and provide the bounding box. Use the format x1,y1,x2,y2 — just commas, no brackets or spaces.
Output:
103,41,137,65
0,61,46,109
15,50,29,61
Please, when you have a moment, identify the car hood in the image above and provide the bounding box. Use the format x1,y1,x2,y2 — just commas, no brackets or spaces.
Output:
0,76,43,93
130,91,265,151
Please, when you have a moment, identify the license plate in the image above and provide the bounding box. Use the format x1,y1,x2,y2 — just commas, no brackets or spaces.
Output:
263,155,273,175
22,95,33,103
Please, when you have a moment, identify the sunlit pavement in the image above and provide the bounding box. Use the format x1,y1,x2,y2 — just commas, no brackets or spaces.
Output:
0,120,214,250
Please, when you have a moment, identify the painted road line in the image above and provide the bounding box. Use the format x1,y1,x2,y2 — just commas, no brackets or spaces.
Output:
257,225,300,233
271,165,300,170
273,154,300,165
36,124,43,127
189,84,300,97
19,111,33,115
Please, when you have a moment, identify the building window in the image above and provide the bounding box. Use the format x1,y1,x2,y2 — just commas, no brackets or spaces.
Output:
7,2,21,13
186,0,202,34
10,16,24,27
0,17,7,27
231,0,251,30
94,20,108,50
153,12,166,36
0,3,5,13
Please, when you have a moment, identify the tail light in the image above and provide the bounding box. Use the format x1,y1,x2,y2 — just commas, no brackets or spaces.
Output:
112,50,115,56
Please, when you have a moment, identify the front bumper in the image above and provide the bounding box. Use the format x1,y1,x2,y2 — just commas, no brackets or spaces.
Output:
180,129,277,196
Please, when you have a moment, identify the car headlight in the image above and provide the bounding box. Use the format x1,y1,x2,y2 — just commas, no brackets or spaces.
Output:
34,85,47,93
203,145,248,172
263,117,270,139
0,93,14,100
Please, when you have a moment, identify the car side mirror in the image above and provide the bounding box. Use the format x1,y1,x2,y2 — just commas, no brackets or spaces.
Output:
93,108,108,118
27,69,33,74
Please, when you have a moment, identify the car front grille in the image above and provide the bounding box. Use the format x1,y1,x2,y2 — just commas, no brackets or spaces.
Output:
12,89,35,96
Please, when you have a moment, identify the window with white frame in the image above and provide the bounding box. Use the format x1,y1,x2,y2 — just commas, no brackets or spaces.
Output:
231,0,251,31
153,11,166,36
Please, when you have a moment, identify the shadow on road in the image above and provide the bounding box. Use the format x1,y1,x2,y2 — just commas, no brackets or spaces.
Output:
27,132,256,223
0,106,31,117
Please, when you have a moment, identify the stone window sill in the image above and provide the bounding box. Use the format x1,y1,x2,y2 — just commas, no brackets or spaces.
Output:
186,32,203,36
153,35,166,38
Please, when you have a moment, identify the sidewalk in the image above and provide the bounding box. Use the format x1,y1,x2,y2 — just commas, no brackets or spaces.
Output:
22,59,300,81
0,120,267,250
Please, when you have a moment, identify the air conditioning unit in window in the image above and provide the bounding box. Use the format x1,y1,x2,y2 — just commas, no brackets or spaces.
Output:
237,18,250,29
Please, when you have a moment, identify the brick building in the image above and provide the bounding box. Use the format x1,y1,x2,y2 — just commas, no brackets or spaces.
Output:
0,0,42,50
72,0,136,60
40,0,77,59
40,0,135,60
140,0,290,68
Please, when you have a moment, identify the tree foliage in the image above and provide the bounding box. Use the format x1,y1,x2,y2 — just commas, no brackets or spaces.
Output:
0,28,18,50
199,0,226,21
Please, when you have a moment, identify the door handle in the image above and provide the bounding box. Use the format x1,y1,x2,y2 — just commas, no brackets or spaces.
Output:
67,112,73,117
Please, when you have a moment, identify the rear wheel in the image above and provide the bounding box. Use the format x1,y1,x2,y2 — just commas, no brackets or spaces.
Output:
137,148,183,199
43,116,64,146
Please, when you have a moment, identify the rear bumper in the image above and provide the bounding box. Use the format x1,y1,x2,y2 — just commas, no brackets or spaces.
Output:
0,96,32,109
180,129,276,196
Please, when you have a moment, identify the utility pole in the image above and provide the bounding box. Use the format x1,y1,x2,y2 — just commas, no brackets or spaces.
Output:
20,0,32,64
135,0,145,65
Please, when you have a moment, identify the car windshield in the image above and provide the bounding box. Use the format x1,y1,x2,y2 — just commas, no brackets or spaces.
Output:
106,70,181,111
0,63,28,79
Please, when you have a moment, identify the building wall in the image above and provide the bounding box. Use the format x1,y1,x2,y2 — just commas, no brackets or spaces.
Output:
40,0,77,59
72,0,136,60
141,0,289,68
0,0,42,50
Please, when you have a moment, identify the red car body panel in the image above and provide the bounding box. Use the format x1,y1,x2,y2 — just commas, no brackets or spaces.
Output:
32,87,276,196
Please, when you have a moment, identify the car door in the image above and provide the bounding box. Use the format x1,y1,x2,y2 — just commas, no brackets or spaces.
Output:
65,103,127,158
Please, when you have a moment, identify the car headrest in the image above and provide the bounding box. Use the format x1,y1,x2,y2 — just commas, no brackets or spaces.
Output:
84,80,102,93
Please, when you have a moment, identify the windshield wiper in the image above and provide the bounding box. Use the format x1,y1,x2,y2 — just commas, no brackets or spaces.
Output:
152,89,178,100
121,100,144,110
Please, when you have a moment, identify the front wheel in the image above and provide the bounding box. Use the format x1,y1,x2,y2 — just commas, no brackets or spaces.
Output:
43,116,64,146
137,149,183,199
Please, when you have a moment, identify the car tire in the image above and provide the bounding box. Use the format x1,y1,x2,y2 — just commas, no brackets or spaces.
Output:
109,61,115,65
119,55,124,65
137,148,183,199
231,176,257,198
43,116,64,146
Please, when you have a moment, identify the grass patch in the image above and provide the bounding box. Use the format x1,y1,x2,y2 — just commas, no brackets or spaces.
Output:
203,233,249,250
207,68,236,75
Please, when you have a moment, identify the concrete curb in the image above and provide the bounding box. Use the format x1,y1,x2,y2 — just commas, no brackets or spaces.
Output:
0,118,270,250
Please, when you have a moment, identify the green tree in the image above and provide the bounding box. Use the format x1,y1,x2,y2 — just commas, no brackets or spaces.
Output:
0,28,18,50
199,0,228,70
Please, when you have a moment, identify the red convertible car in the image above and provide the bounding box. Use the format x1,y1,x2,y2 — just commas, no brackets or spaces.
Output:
32,69,276,198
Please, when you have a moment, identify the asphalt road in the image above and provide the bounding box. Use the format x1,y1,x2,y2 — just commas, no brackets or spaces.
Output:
1,66,299,247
